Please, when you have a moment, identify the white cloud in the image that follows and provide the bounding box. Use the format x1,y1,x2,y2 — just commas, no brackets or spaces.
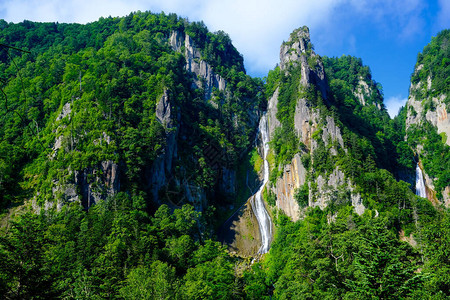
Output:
0,0,435,79
385,95,407,118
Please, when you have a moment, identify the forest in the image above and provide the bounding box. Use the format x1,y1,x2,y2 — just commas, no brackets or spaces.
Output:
0,11,449,299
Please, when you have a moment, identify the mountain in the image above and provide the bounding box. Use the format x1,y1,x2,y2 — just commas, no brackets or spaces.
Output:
0,11,449,299
405,29,450,205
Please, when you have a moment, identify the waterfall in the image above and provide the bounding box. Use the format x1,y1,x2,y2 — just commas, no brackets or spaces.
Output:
250,114,272,254
415,163,427,198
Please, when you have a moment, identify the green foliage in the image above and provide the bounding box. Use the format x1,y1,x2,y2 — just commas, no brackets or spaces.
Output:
0,11,448,300
264,66,281,99
246,207,427,299
411,29,450,103
0,195,238,299
294,184,309,208
263,186,276,207
407,122,450,199
270,125,299,181
0,11,263,210
120,262,178,299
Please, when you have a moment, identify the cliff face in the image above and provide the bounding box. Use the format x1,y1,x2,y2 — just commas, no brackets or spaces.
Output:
274,154,305,221
170,31,227,101
267,27,365,220
42,102,121,211
148,89,179,204
279,26,329,101
405,31,450,206
146,30,259,210
22,21,261,213
406,76,450,147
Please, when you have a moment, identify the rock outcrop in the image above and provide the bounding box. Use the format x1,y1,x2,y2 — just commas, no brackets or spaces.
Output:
279,26,329,101
148,89,179,203
267,26,365,220
170,31,226,101
218,197,262,257
274,154,306,221
353,78,382,109
406,79,449,147
267,87,281,141
406,63,450,205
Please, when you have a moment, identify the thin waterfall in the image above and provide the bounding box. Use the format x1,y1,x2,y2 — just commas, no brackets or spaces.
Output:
415,163,427,198
250,114,272,254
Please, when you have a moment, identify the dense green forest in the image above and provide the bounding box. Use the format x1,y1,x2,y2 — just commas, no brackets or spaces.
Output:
0,11,449,299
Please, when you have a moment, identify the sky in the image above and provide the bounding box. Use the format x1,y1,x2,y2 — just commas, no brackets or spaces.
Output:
0,0,449,118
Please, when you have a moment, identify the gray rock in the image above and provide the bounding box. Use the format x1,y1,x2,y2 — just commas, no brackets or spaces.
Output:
267,87,281,141
279,26,329,101
175,32,227,101
156,90,173,128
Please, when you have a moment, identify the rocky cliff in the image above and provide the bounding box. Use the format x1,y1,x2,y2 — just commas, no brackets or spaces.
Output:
406,76,450,147
279,26,329,101
267,27,365,220
405,30,450,206
170,31,227,101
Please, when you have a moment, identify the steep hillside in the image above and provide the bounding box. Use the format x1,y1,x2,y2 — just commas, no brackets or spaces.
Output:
406,29,450,205
0,12,264,298
242,27,450,299
0,13,449,299
0,12,263,216
264,27,410,221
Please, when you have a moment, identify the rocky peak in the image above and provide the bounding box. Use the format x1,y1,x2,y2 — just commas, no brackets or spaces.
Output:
279,26,329,101
279,26,312,70
156,89,173,129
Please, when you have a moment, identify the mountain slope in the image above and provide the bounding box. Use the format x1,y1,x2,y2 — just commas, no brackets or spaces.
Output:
406,29,450,204
243,26,450,299
0,12,449,299
0,12,263,216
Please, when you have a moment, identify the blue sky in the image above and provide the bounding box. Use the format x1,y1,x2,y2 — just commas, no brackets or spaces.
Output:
0,0,449,118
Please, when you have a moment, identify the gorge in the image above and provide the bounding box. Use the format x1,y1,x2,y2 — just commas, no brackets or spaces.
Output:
0,11,448,299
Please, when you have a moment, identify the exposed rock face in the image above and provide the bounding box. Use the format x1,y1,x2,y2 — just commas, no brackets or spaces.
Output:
293,97,318,148
274,154,306,221
322,116,345,155
218,197,262,257
353,79,382,109
267,87,281,140
148,90,178,203
47,102,121,210
406,64,450,205
73,160,120,209
310,167,365,216
279,26,329,101
267,26,365,220
407,92,449,147
156,89,173,128
56,102,72,121
310,168,344,209
170,31,226,101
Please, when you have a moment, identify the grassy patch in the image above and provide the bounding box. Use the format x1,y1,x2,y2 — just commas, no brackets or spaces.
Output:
440,132,448,144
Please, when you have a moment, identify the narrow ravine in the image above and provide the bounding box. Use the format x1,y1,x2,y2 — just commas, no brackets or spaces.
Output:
415,163,427,198
250,114,272,254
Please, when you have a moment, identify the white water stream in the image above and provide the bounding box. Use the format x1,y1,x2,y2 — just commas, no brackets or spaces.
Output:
415,163,427,198
250,114,272,254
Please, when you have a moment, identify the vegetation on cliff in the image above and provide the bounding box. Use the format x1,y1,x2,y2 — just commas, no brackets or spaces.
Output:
0,13,448,299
